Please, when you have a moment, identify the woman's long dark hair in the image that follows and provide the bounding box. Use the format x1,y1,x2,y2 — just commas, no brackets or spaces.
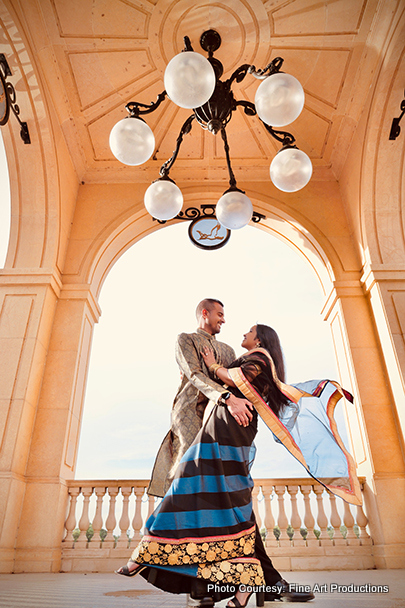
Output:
251,324,290,417
256,324,286,382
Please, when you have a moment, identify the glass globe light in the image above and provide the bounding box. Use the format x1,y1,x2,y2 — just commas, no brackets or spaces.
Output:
255,72,305,127
109,117,155,166
144,179,183,221
164,51,216,109
270,147,312,192
216,190,253,230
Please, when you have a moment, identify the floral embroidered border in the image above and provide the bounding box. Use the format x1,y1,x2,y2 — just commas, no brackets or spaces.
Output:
197,558,264,586
131,528,256,567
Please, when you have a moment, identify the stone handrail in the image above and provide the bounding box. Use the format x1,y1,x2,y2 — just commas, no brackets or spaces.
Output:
61,477,373,572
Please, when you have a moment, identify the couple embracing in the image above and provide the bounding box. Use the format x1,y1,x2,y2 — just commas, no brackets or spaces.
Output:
116,299,361,607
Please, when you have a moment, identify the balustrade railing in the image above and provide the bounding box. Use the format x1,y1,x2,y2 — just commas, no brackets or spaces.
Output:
61,477,373,572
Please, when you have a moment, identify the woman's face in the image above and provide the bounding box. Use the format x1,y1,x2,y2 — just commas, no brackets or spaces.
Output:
241,325,258,350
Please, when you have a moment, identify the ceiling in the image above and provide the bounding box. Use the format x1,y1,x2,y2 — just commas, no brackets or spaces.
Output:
25,0,388,184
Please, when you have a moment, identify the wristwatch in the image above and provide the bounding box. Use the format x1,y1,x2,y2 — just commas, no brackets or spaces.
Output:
219,391,231,406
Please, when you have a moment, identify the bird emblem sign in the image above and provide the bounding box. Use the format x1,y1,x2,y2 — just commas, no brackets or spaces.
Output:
188,217,231,250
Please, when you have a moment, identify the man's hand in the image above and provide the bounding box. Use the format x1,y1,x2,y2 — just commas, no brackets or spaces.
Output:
226,394,254,427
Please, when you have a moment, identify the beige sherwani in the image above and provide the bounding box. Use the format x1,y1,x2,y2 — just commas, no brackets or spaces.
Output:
147,328,235,497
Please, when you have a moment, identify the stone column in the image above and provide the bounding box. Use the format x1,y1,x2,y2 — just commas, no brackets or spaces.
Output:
323,278,405,568
0,271,61,572
361,267,405,568
11,284,100,572
362,267,405,437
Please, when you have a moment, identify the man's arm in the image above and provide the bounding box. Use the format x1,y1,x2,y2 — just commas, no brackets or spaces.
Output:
176,333,253,426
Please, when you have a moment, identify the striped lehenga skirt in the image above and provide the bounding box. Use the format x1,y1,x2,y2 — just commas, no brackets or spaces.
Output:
131,403,265,595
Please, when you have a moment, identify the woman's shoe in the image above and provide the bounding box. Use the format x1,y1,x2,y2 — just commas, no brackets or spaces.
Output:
227,592,253,608
228,590,264,608
269,579,314,602
256,591,264,607
114,560,146,577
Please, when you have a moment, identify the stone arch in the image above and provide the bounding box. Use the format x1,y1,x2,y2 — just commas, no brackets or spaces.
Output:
68,187,338,302
0,2,80,573
355,7,405,453
360,6,405,266
71,185,372,483
0,0,77,271
70,183,404,566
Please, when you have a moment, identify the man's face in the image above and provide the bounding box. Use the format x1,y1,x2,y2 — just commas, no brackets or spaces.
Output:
204,303,225,335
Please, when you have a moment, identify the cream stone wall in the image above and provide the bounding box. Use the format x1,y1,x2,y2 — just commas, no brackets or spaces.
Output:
0,0,404,573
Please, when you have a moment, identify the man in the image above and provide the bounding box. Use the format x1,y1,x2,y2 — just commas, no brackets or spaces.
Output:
147,298,314,604
148,298,253,498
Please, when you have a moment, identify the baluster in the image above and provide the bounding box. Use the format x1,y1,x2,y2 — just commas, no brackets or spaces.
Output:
329,492,345,545
287,485,304,546
92,487,106,548
63,487,80,546
117,487,132,548
146,493,155,527
343,501,360,545
132,487,144,543
274,485,290,546
252,485,262,529
356,503,372,545
76,487,93,548
300,485,318,546
313,485,330,545
262,484,277,548
104,486,119,548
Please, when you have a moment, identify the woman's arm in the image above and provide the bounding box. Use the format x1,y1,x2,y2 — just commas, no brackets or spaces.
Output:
201,346,236,386
201,348,262,386
212,365,235,386
201,346,256,426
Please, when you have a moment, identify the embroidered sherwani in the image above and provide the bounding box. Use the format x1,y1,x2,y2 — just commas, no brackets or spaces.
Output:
147,328,235,497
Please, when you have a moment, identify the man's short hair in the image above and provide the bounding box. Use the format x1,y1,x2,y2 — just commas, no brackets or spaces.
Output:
196,298,224,319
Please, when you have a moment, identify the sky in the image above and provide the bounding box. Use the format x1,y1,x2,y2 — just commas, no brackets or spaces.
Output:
0,132,348,483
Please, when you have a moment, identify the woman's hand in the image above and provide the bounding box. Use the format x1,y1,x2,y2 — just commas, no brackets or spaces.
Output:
201,346,216,367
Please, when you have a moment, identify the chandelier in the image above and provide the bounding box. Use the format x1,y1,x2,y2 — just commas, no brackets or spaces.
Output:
109,30,312,230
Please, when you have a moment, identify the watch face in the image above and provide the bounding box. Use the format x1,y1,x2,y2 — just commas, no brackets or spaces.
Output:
188,216,230,250
0,72,9,126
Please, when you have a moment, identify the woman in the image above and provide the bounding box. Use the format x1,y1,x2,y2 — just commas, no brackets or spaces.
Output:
116,324,360,607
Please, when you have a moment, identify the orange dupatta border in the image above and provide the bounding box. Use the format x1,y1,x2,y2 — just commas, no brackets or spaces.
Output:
227,348,362,506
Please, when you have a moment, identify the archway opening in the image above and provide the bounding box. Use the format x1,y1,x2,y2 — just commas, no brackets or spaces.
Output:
76,220,344,481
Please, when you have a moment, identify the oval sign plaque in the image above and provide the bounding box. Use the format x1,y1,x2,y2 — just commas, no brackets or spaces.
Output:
188,216,231,250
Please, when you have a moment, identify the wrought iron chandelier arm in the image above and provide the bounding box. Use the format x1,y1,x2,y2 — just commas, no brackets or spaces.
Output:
220,126,237,189
248,57,284,80
234,99,257,116
126,91,168,117
159,114,195,177
226,64,253,87
235,99,296,146
260,120,296,146
183,36,194,52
